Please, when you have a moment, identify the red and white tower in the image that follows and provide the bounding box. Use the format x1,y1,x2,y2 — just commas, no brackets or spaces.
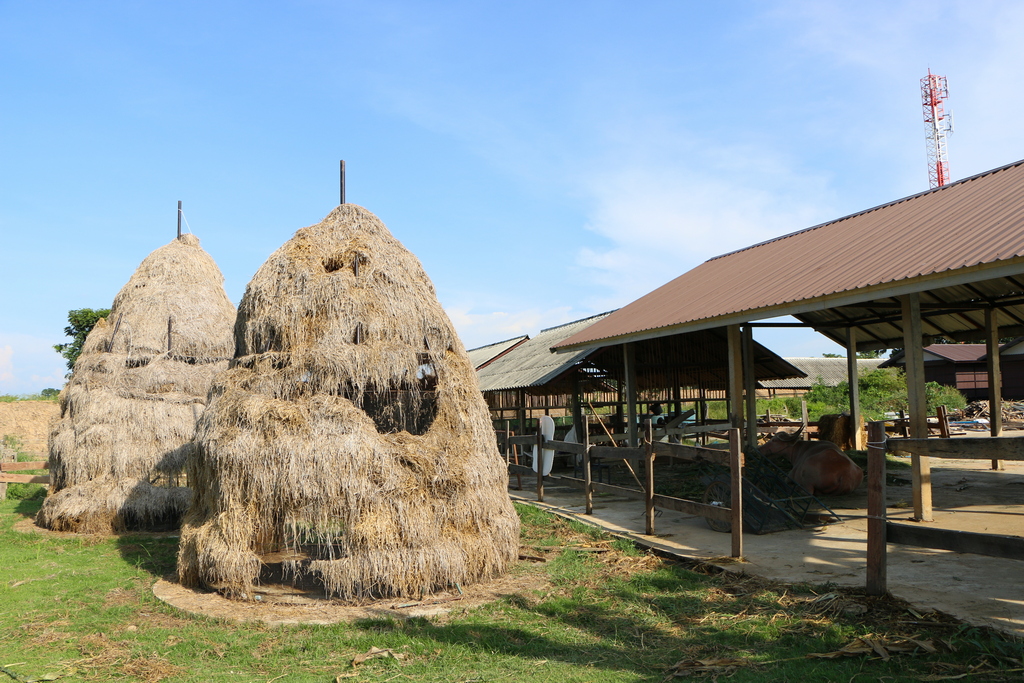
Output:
921,70,953,189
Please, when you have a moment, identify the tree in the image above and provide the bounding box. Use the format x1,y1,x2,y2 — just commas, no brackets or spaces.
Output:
856,349,885,359
821,353,842,358
54,308,111,371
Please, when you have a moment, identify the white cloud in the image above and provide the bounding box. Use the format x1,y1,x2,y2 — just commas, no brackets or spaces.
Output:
572,137,837,309
0,334,66,395
0,345,13,385
445,304,580,350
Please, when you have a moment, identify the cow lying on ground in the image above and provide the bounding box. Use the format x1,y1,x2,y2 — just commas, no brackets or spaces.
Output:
760,425,864,496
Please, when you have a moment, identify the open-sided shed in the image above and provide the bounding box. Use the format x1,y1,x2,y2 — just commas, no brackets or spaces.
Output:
556,158,1024,521
474,313,804,445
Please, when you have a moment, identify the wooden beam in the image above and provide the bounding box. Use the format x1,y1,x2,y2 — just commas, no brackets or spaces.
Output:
623,343,638,448
986,308,1004,470
729,428,744,559
886,523,1024,561
901,293,932,522
645,421,655,535
0,474,49,484
742,325,757,450
846,328,864,450
727,325,743,431
866,421,887,596
887,436,1024,460
583,416,593,515
0,461,49,471
536,427,544,502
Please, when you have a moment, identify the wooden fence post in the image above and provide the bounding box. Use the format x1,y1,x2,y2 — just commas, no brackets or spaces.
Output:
645,419,655,535
729,428,743,558
536,426,544,503
866,420,888,596
584,415,593,515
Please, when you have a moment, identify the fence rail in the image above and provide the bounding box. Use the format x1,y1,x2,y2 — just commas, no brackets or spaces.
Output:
866,421,1024,595
501,418,744,558
0,460,50,484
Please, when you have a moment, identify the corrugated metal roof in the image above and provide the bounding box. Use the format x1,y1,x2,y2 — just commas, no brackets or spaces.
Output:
760,357,885,388
476,313,614,392
556,159,1024,350
880,343,988,367
466,335,528,370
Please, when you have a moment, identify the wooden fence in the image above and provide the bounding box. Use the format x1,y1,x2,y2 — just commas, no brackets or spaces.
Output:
0,460,50,484
503,418,745,558
865,421,1024,595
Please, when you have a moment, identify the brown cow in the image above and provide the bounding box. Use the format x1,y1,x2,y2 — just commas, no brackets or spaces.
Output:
760,425,864,496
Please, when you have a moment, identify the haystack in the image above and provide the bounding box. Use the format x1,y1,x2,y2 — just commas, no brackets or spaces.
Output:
177,204,520,602
38,234,236,533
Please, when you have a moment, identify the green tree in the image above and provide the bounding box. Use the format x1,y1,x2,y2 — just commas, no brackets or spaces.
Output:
53,308,111,371
779,367,968,421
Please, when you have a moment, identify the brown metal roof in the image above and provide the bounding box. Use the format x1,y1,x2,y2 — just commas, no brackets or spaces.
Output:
556,159,1024,351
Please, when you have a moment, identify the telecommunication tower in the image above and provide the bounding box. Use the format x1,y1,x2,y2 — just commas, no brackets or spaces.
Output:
921,70,953,188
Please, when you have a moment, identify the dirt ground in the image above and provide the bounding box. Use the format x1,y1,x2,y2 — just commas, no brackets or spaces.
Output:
152,571,551,626
0,400,59,456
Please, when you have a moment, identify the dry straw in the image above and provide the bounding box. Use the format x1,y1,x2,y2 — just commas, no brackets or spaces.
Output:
38,234,236,533
177,204,519,602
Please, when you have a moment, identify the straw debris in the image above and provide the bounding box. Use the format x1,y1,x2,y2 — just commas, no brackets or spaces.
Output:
177,204,519,602
38,234,236,533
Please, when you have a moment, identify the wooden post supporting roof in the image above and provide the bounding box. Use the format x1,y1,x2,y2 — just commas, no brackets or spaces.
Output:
846,328,864,449
571,373,584,448
727,325,743,431
624,342,638,448
985,309,1003,470
866,420,887,595
742,325,757,450
901,293,932,522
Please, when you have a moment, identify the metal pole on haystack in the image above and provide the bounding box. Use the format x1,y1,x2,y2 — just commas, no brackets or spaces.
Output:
921,70,953,189
177,200,182,239
340,160,346,205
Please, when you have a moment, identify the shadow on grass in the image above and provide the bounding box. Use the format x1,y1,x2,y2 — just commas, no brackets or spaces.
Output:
114,533,180,578
345,563,823,680
14,498,43,518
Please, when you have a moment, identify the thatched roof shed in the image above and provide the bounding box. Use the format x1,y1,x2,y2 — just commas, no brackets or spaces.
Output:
177,204,519,602
38,234,236,533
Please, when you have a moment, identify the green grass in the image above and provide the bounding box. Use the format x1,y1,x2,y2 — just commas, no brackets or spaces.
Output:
0,500,1020,682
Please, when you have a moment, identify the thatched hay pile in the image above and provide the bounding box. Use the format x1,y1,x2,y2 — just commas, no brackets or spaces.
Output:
177,204,519,602
38,234,236,533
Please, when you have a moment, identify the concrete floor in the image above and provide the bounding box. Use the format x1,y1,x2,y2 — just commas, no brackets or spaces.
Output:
511,456,1024,638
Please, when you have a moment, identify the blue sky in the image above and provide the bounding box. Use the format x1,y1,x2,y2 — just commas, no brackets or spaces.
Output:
3,1,1024,394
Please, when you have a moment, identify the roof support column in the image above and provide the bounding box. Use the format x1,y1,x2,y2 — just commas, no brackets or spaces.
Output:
742,325,757,450
901,293,932,522
571,372,584,447
623,342,638,448
985,309,1003,470
846,328,864,450
727,325,743,433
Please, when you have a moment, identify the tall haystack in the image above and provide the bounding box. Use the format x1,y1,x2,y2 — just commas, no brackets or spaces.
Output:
177,204,519,602
38,234,236,533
